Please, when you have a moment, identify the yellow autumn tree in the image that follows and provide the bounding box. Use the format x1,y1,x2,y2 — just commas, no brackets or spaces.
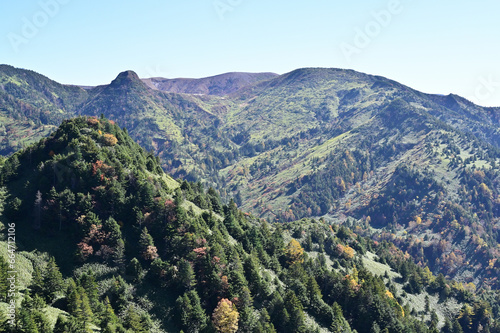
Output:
479,183,492,198
212,298,239,333
102,133,118,146
343,245,355,259
285,239,304,265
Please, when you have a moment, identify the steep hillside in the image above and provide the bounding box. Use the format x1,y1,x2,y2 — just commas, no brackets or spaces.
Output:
0,65,88,154
141,72,278,96
4,117,497,332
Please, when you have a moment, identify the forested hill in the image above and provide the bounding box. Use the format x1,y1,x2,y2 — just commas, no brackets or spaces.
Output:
1,117,499,332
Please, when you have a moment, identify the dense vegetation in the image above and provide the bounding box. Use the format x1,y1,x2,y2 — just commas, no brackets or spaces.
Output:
2,117,500,332
2,65,500,309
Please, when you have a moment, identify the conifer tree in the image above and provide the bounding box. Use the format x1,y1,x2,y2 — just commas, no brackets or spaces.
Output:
19,295,41,333
177,259,196,291
100,296,118,329
43,257,64,302
139,227,158,261
53,314,70,333
124,306,146,332
67,279,93,332
284,290,307,333
103,216,122,244
0,255,8,301
126,257,143,282
79,270,100,313
0,310,7,332
256,308,276,333
176,290,207,333
32,311,52,333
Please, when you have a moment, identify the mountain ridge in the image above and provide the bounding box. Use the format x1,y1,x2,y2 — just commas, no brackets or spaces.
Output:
2,65,500,292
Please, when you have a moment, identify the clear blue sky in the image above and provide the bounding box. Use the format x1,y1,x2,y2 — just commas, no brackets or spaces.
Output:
1,0,499,106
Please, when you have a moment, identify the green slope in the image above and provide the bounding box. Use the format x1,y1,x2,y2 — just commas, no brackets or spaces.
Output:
2,65,500,292
2,117,499,332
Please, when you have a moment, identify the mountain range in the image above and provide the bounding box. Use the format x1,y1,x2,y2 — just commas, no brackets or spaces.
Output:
1,63,500,293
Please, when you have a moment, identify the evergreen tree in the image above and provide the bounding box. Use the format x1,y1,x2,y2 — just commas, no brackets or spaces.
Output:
78,270,100,313
124,306,146,332
32,310,52,333
43,257,64,302
176,290,208,333
177,259,196,291
67,279,93,332
103,216,122,244
100,296,118,329
126,257,143,282
19,295,40,333
284,290,307,333
139,227,158,261
0,255,8,301
256,308,276,333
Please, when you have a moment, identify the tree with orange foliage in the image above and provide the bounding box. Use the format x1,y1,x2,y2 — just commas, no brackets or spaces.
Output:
212,298,239,333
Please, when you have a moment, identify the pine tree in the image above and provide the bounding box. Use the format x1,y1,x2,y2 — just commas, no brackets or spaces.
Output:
66,279,81,315
67,279,93,332
0,255,8,301
53,314,69,333
243,255,262,293
77,290,94,332
0,309,6,332
103,216,122,245
124,306,146,332
177,259,196,291
284,290,307,333
139,227,158,261
257,308,276,333
113,238,126,271
30,266,44,297
126,257,143,282
78,270,100,313
100,296,118,329
176,290,208,333
43,257,64,302
32,311,52,333
19,295,39,333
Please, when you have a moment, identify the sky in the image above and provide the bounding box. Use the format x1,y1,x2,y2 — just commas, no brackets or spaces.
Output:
1,0,499,106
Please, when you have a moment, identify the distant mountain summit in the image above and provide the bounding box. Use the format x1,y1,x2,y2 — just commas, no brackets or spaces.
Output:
110,70,142,86
141,71,278,95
